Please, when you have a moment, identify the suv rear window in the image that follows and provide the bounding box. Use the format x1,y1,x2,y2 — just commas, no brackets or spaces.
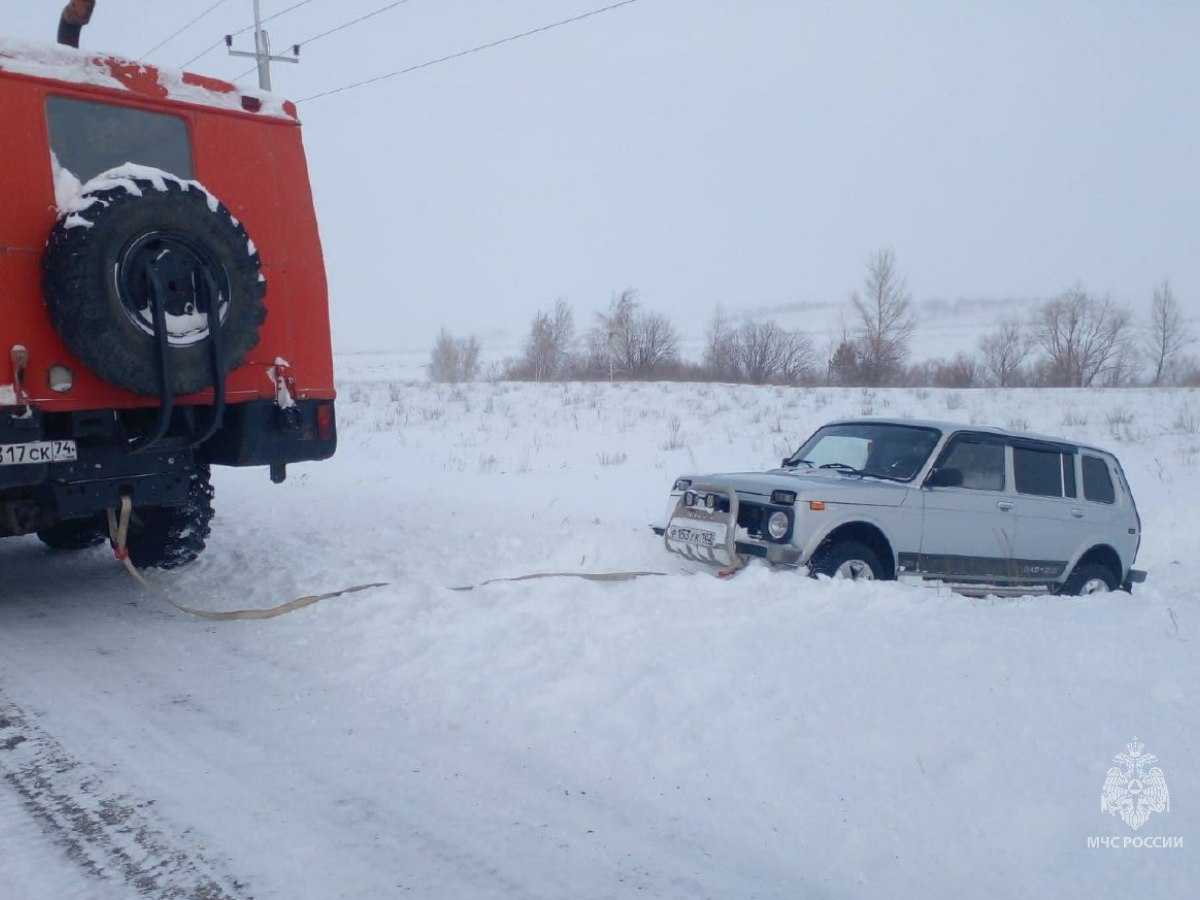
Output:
1014,445,1072,497
1082,455,1116,503
46,96,194,183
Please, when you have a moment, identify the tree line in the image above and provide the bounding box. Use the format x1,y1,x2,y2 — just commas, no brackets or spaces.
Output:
429,250,1196,388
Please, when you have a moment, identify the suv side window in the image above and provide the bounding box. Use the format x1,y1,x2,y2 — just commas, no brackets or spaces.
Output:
1082,455,1116,504
937,434,1005,491
45,96,194,183
1013,445,1073,498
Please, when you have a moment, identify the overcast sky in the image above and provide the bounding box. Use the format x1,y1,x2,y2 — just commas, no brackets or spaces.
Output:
8,1,1199,354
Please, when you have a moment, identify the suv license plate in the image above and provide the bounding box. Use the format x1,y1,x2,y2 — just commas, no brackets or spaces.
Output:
666,521,726,547
0,440,77,466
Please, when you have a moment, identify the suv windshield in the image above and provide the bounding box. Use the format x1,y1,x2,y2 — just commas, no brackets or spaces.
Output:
787,423,941,481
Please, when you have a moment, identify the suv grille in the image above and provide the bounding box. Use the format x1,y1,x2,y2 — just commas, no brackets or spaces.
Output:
737,502,769,540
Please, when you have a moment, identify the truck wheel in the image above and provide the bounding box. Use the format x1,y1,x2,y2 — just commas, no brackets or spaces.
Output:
807,539,885,581
125,464,215,570
1059,562,1117,596
43,169,266,396
36,515,107,551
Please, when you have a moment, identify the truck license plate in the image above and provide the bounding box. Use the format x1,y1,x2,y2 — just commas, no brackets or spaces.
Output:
0,440,77,466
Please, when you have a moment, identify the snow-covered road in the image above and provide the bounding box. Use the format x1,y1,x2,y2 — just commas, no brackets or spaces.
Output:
2,369,1197,899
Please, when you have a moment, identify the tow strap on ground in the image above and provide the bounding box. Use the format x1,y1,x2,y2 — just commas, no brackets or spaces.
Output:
448,570,668,591
105,495,675,618
106,495,388,621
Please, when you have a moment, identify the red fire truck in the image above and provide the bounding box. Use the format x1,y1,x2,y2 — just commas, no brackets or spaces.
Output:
0,5,336,567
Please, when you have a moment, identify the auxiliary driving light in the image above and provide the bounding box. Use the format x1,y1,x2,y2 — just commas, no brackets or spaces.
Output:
47,364,74,392
705,493,717,509
683,491,696,507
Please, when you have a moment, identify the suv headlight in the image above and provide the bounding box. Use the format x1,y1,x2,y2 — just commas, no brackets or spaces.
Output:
767,510,790,540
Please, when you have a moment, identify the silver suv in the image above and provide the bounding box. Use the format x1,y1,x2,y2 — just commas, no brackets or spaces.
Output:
657,418,1145,595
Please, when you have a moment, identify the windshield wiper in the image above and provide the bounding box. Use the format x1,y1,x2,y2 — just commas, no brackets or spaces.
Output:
819,462,863,476
784,457,814,469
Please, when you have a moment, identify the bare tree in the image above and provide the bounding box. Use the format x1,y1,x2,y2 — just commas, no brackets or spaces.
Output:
850,249,914,385
582,289,635,379
460,335,480,381
979,318,1032,387
1177,355,1200,387
631,310,680,376
1147,280,1191,385
585,289,679,379
603,289,638,379
1034,285,1132,387
519,299,575,382
428,328,481,383
928,353,979,388
729,320,815,384
703,308,738,382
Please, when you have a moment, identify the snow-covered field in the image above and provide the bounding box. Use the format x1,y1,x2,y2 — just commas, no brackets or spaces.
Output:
2,358,1198,899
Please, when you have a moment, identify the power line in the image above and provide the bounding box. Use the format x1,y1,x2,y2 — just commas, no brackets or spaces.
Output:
143,0,233,60
299,0,642,103
294,0,413,49
180,39,225,69
180,0,320,69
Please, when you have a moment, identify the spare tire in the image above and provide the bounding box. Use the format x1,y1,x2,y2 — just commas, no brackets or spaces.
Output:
43,168,266,396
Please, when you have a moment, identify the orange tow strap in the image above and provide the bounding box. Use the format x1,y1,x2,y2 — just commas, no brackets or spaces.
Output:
106,495,387,620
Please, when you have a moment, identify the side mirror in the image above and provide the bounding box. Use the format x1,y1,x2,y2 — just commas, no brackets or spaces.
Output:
781,458,790,469
925,467,963,488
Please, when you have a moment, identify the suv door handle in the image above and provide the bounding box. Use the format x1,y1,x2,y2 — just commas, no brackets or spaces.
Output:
997,501,1014,511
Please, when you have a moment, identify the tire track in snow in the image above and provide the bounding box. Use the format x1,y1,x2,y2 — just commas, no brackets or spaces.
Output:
0,775,119,900
0,694,250,900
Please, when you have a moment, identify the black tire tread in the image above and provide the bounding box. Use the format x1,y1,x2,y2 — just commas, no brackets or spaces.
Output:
36,515,107,551
807,539,886,580
125,464,215,570
1059,561,1117,596
42,173,266,396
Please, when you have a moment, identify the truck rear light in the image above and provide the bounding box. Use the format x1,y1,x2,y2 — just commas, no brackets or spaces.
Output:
316,402,334,440
241,95,262,112
48,365,74,392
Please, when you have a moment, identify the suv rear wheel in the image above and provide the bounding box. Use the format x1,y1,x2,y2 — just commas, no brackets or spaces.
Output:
1059,561,1117,596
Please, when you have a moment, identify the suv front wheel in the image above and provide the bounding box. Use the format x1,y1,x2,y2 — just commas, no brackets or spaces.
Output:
808,540,886,582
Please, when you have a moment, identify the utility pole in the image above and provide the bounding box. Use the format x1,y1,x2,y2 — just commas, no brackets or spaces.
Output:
225,0,299,91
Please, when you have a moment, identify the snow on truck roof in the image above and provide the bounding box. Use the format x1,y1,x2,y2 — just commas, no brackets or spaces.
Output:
0,34,297,121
